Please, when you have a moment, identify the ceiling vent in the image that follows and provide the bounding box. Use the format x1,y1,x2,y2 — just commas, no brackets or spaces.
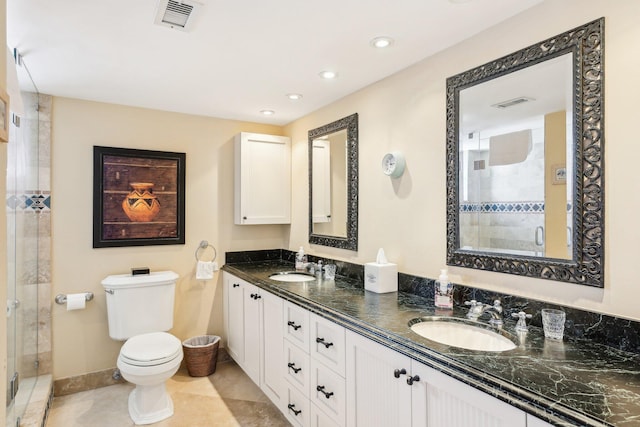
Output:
491,97,535,109
154,0,201,32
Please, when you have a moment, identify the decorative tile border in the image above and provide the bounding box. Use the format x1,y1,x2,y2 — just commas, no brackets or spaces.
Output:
6,192,51,211
460,201,544,213
460,201,572,214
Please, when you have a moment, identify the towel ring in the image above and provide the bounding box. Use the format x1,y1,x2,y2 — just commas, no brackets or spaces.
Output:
195,240,217,262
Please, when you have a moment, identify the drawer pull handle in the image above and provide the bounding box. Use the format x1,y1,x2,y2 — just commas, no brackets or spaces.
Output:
393,368,407,378
407,375,420,386
316,337,334,348
288,403,302,416
287,362,302,374
316,385,334,399
232,283,240,288
287,321,302,331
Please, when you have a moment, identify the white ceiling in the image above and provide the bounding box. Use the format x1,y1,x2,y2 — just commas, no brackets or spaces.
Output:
7,0,542,126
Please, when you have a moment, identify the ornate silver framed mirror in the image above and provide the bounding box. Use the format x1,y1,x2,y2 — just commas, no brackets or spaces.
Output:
309,113,358,251
446,18,604,287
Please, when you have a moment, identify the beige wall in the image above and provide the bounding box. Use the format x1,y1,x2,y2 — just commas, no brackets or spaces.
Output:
51,98,284,378
285,1,640,321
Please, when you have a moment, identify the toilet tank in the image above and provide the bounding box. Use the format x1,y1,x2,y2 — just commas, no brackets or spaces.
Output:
101,271,179,341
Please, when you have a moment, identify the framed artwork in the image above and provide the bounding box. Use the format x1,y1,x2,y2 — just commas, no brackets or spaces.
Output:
0,88,9,143
93,146,186,248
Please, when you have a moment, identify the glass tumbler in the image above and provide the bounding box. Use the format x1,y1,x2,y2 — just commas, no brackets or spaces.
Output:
324,264,337,280
541,309,566,340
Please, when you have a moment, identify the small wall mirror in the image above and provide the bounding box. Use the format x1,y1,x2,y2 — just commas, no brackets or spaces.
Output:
446,19,604,287
309,113,358,251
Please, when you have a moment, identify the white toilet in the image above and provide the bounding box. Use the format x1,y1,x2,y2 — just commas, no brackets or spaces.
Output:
101,271,183,425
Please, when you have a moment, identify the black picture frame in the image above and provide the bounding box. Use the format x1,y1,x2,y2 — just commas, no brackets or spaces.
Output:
93,146,186,248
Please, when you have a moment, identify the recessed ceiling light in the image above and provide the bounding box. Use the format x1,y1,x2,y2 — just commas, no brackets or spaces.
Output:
319,70,338,80
370,36,394,49
260,109,275,116
286,93,303,100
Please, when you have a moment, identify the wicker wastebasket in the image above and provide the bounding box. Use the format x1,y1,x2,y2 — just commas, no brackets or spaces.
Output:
182,335,220,377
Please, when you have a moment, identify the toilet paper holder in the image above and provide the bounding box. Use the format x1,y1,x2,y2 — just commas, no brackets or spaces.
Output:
55,292,94,305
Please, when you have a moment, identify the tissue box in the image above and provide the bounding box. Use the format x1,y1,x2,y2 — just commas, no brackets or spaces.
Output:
364,262,398,293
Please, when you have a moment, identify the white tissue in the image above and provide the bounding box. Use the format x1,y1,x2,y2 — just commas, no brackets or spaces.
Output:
376,248,388,264
196,261,218,280
66,293,86,311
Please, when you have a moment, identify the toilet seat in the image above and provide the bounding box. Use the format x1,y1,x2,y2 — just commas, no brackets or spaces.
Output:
120,332,182,367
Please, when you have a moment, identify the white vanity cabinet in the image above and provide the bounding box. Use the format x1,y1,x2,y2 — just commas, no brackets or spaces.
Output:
346,330,527,427
222,272,284,407
283,302,348,427
234,132,291,225
224,271,551,427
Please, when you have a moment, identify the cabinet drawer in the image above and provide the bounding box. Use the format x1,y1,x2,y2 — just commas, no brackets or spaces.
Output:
285,340,310,394
285,301,310,351
310,313,345,377
310,403,341,427
310,359,346,426
284,382,310,427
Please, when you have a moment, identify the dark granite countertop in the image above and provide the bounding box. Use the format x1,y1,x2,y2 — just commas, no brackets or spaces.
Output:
222,261,640,427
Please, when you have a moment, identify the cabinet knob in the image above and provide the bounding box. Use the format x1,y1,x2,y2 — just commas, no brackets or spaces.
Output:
287,321,302,331
316,337,334,348
287,403,302,416
407,375,420,386
316,385,334,399
393,368,407,378
287,362,302,374
250,293,261,300
232,283,240,288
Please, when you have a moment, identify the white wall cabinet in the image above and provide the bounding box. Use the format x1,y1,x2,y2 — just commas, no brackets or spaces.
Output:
234,132,291,225
223,272,284,407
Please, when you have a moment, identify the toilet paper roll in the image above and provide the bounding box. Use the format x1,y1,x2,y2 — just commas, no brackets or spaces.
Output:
66,293,86,311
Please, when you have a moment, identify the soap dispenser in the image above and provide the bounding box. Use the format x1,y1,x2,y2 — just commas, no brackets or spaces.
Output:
295,247,307,271
434,268,453,309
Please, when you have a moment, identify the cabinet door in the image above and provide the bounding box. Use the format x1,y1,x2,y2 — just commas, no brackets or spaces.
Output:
345,330,412,427
284,339,310,394
310,313,346,377
243,282,262,385
310,358,346,426
261,290,284,406
234,132,291,225
284,301,310,351
224,273,245,364
413,361,526,427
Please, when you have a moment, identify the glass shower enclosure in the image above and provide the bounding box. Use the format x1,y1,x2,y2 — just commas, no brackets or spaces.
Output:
5,50,46,427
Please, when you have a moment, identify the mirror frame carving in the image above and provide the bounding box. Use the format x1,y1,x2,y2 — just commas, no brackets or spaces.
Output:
309,113,359,251
446,18,604,287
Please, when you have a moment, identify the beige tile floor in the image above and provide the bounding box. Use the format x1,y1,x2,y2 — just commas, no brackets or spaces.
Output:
46,360,291,426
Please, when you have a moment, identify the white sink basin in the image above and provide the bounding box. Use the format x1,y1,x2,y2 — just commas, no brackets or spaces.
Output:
269,272,317,282
409,317,516,352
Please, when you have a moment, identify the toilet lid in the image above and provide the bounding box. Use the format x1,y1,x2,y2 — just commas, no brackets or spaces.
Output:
120,332,182,366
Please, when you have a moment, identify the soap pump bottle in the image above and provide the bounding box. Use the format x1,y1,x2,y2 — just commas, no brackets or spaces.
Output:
434,268,453,309
295,247,307,271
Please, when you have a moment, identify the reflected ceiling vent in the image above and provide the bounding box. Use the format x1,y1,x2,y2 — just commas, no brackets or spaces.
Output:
154,0,202,32
491,96,535,109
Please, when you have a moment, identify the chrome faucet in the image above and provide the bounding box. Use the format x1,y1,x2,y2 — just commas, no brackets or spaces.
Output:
307,260,323,277
464,299,504,327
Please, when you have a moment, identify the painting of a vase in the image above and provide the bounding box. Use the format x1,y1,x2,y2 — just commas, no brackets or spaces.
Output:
122,182,161,222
